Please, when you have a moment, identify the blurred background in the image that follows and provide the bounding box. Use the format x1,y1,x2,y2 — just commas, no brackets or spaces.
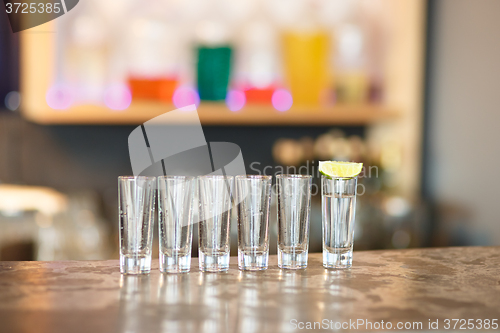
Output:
0,0,498,261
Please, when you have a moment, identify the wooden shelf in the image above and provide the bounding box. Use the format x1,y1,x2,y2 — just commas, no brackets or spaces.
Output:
22,102,400,126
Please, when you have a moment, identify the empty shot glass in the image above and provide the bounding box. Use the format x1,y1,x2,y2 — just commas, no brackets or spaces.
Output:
322,175,358,269
235,175,272,271
158,176,195,273
198,175,234,272
118,176,156,274
276,174,312,269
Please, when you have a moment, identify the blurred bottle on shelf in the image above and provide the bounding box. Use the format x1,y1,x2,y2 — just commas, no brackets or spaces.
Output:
282,2,329,107
334,2,370,104
66,12,109,103
359,0,389,103
283,31,328,105
283,31,328,107
195,19,233,101
333,0,389,104
197,45,232,101
127,78,177,102
126,1,181,103
237,16,280,105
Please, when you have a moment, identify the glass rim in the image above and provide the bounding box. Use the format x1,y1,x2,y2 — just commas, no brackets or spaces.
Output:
118,176,156,180
158,175,195,180
235,175,272,180
276,174,312,179
321,175,359,180
197,175,234,180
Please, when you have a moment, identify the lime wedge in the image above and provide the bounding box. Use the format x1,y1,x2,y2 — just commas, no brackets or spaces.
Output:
319,161,363,178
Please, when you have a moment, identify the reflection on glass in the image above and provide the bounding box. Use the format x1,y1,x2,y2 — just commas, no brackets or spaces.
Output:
157,274,194,333
235,271,277,333
198,273,233,333
118,275,152,333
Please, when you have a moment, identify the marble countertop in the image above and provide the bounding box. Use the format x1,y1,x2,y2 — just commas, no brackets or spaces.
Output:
0,247,499,333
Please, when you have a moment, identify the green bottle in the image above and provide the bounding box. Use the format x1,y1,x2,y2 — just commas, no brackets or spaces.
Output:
196,46,232,101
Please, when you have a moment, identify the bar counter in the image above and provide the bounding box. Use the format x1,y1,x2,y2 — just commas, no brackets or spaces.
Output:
0,247,499,332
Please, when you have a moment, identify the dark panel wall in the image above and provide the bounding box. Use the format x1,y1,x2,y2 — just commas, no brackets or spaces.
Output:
0,11,19,110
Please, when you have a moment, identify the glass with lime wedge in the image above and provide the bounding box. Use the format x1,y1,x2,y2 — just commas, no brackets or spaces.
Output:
319,161,363,269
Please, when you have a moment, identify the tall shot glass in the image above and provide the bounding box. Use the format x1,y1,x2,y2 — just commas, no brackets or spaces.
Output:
198,175,233,272
276,174,312,269
118,176,156,274
158,176,195,273
235,175,272,271
321,175,358,269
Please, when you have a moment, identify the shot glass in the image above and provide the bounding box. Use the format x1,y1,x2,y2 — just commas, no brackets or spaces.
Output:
158,176,195,273
118,176,156,274
235,175,272,271
321,175,358,269
198,175,233,272
276,174,312,269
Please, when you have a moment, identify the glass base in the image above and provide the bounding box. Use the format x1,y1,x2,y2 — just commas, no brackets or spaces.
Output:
278,249,308,269
120,254,151,274
199,251,230,272
323,248,353,269
160,252,191,273
238,251,268,271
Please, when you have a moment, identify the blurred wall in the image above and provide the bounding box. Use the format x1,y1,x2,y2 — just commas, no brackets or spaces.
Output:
0,12,19,109
426,0,500,245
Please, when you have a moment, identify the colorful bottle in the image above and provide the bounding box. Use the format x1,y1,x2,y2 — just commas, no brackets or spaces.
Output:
196,45,232,101
125,2,180,102
283,31,329,106
238,18,280,104
281,1,330,107
195,21,233,101
334,4,370,104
